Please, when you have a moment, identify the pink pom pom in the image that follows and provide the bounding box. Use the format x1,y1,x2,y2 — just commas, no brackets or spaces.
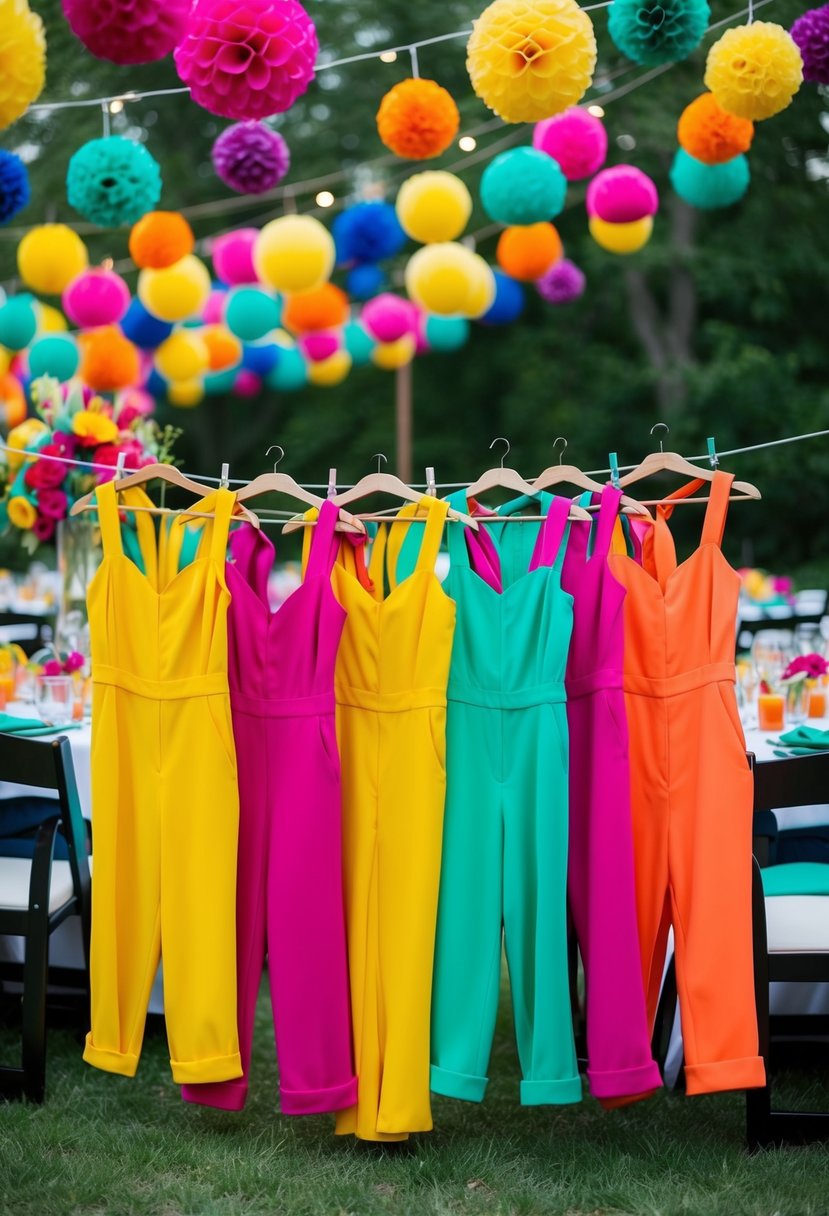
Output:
63,269,131,328
533,107,608,182
299,331,340,362
174,0,318,121
210,229,259,285
233,369,262,397
361,294,414,344
586,165,659,222
203,288,228,324
62,0,190,65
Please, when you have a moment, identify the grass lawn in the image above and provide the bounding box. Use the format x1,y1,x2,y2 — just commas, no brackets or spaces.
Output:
2,981,829,1216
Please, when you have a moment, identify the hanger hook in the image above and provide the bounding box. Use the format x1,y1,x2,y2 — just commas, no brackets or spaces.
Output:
649,422,670,454
266,444,285,474
371,452,388,475
553,436,567,466
489,437,510,469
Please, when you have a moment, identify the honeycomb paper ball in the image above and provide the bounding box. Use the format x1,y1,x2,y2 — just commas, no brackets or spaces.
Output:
0,0,46,131
120,297,173,349
17,225,88,294
67,136,162,228
589,214,653,254
532,107,607,181
61,0,189,64
224,286,282,341
361,294,415,344
62,268,131,328
80,326,141,390
346,264,386,300
376,78,460,160
705,22,803,121
586,165,658,223
211,229,259,285
0,295,37,350
481,146,567,226
174,0,318,121
28,334,79,381
343,320,376,366
791,5,829,85
496,223,562,281
372,334,416,370
129,211,195,269
396,171,472,244
168,378,205,407
212,122,291,194
202,324,242,370
155,330,210,381
608,0,710,66
677,93,754,163
0,150,30,224
536,257,585,304
282,283,348,333
138,254,212,322
269,344,307,390
405,243,486,317
254,215,335,294
425,315,470,352
308,349,351,386
467,0,597,124
482,270,525,324
333,201,407,264
670,148,750,209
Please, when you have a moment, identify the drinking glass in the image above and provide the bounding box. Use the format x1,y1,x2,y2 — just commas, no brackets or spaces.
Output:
36,675,74,728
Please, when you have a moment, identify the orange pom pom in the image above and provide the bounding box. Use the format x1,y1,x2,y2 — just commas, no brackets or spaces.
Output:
376,78,460,160
79,326,140,391
202,325,242,371
282,283,350,334
496,223,562,282
0,373,27,429
677,93,754,165
129,211,195,269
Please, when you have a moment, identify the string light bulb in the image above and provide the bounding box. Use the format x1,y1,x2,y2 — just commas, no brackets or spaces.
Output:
316,190,335,207
380,51,398,63
587,104,605,117
109,99,124,114
459,135,477,151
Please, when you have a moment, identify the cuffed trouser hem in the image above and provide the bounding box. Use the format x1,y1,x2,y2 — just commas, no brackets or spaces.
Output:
520,1075,583,1106
83,1035,139,1077
181,1079,248,1111
281,1075,358,1116
589,1060,663,1101
685,1055,766,1096
171,1051,243,1085
430,1063,487,1103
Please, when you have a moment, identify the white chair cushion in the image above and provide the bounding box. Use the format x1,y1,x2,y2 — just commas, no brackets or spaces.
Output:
0,858,75,914
765,895,829,953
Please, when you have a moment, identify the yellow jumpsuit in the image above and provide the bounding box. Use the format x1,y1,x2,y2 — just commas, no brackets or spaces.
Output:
326,498,455,1140
83,482,242,1085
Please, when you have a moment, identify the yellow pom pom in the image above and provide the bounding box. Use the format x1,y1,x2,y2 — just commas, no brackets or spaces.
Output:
37,303,68,333
405,243,486,316
396,171,472,244
307,350,352,387
467,0,597,123
0,0,46,131
155,330,209,382
589,214,653,254
705,22,803,121
371,334,416,370
463,254,497,318
254,216,335,295
17,225,88,295
138,255,211,323
168,378,205,408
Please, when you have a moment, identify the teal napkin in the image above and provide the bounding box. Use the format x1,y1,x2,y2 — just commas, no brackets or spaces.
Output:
777,726,829,751
0,714,81,737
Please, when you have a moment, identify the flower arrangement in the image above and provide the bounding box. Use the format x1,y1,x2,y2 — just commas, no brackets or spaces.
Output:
781,654,829,683
42,650,85,677
739,567,794,606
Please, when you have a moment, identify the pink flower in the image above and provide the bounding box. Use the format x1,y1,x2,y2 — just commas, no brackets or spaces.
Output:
64,651,85,673
24,446,70,490
782,653,829,681
37,488,69,520
95,442,152,483
42,659,63,676
116,405,142,429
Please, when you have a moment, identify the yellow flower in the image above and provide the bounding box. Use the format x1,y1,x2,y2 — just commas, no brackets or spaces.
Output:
705,23,803,122
0,0,46,131
72,410,119,445
6,417,48,471
7,496,37,530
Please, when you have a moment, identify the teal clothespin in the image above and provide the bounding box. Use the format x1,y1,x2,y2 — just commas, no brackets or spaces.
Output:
608,452,621,489
706,437,719,469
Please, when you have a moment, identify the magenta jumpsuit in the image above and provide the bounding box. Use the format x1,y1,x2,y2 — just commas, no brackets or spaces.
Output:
182,500,356,1115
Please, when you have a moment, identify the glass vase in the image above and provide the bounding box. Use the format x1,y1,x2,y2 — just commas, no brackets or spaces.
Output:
55,516,102,657
784,677,810,725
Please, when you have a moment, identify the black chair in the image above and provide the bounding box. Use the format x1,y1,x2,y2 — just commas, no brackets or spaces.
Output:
747,750,829,1149
0,734,91,1102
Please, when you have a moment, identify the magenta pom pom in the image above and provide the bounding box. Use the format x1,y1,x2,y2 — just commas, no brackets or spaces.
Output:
211,229,260,285
300,331,340,362
63,268,131,328
212,122,291,194
586,165,659,222
174,0,318,121
203,289,228,325
533,107,608,182
536,258,586,305
234,369,262,397
62,0,189,65
360,294,414,344
791,5,829,84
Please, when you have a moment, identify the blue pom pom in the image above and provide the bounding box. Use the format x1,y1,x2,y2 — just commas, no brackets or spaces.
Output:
481,147,567,225
343,321,376,366
145,367,168,399
481,271,525,325
608,0,710,65
0,150,30,226
241,341,280,375
425,316,469,352
347,264,386,300
267,346,307,392
67,136,162,228
670,149,750,209
333,202,407,264
121,298,174,349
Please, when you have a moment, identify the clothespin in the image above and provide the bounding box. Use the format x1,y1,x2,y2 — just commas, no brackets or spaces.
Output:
608,452,621,489
706,437,720,469
220,463,230,489
327,468,337,499
114,452,126,482
425,466,437,497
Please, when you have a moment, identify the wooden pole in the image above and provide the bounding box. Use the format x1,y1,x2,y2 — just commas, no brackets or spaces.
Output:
395,360,413,483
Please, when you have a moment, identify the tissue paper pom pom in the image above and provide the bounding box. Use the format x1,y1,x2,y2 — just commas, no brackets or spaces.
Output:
607,0,709,66
0,150,29,224
202,325,242,370
405,243,490,317
155,330,209,381
465,255,497,318
0,0,46,131
233,368,262,396
790,5,829,84
254,215,334,294
481,146,567,225
138,255,212,322
224,286,281,341
61,0,189,64
37,303,68,333
467,0,597,123
586,165,658,223
496,223,562,281
425,315,469,352
532,107,607,181
212,122,290,194
211,229,259,285
589,214,653,254
67,136,162,228
396,171,472,244
361,294,415,344
669,148,750,209
129,211,194,269
0,296,37,350
17,225,88,295
372,334,416,370
28,334,80,381
482,270,525,324
268,344,307,390
299,331,340,363
536,257,585,304
677,93,754,163
347,264,386,300
63,269,130,328
344,321,376,366
80,326,141,391
173,0,318,121
308,349,351,387
168,378,205,407
282,284,348,334
120,298,173,349
333,201,406,264
376,78,460,160
204,367,236,394
241,340,279,374
705,22,803,120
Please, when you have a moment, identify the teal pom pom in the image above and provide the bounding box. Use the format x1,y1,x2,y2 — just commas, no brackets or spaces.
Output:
205,368,237,395
608,0,710,65
224,287,281,342
670,149,750,209
267,346,307,392
344,321,376,367
425,316,469,352
0,295,37,351
28,334,80,381
481,147,567,225
67,136,162,228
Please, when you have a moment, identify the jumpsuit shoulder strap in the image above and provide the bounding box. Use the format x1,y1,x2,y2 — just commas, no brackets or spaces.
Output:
414,496,449,574
592,484,624,560
701,470,734,548
444,489,472,573
95,480,123,557
304,498,340,580
209,488,236,567
529,495,571,571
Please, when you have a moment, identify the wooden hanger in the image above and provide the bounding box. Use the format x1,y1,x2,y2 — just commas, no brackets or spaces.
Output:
239,446,363,535
533,437,650,518
317,454,479,530
618,425,761,503
467,438,591,522
70,459,262,527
